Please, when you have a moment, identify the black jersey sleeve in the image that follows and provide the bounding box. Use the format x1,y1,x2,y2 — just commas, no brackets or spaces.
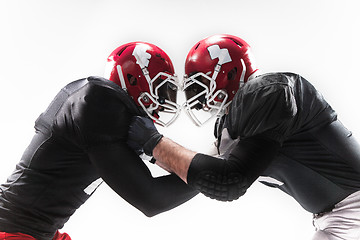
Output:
67,82,197,216
88,142,197,217
187,135,280,201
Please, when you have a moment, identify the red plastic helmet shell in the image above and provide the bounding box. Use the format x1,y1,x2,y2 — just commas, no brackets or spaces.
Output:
184,34,259,103
106,42,175,106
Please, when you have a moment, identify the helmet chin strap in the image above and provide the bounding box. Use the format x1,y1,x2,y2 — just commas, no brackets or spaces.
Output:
138,97,180,127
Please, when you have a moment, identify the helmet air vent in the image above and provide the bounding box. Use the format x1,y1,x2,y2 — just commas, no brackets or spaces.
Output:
195,43,201,50
228,38,243,48
117,46,128,56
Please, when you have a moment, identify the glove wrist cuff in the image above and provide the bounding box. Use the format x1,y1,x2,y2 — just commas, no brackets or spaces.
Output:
143,134,163,156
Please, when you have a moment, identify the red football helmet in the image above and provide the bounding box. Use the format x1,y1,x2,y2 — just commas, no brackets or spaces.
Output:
105,42,180,127
183,34,259,126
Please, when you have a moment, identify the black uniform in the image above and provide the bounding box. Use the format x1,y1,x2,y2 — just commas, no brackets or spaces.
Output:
0,76,197,240
187,72,360,214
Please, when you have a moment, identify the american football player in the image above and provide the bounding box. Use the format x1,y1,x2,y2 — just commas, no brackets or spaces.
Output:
0,42,197,240
127,35,360,240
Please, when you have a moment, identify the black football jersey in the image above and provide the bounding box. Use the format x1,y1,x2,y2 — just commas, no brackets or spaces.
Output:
226,72,360,213
0,76,196,240
188,72,360,213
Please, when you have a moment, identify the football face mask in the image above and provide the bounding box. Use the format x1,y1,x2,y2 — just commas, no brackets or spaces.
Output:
183,72,229,126
137,72,181,127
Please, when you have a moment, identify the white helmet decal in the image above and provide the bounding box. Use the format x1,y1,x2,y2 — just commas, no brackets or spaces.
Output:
132,44,152,68
207,45,232,65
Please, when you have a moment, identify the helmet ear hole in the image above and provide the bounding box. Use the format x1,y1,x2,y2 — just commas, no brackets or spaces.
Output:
127,74,137,86
227,67,237,81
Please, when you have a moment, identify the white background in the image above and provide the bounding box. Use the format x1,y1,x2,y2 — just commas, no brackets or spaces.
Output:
1,0,359,239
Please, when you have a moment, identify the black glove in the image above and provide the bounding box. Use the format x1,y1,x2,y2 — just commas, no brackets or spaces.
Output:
127,116,163,156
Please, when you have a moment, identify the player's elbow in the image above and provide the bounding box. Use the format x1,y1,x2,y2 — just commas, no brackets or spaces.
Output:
138,204,162,217
141,209,158,218
137,197,171,217
138,207,160,218
187,154,249,201
191,172,248,201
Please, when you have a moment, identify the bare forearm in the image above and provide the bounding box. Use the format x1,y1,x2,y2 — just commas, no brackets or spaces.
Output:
153,137,196,183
